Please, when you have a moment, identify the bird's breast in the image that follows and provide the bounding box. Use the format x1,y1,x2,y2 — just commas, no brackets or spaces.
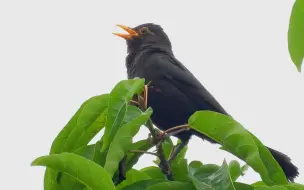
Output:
146,80,197,130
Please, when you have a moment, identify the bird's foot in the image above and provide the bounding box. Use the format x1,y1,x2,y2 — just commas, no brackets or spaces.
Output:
129,100,139,106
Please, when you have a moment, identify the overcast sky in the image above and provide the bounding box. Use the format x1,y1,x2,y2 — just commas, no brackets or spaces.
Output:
1,0,303,189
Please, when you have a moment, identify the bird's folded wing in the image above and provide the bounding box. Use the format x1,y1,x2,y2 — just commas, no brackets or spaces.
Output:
145,52,229,115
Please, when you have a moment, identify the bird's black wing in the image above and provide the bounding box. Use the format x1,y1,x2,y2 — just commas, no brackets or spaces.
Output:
143,52,229,115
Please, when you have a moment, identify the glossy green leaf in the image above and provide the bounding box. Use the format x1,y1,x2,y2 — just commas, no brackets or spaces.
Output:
44,94,109,190
228,160,242,181
256,183,304,190
121,179,167,190
288,0,304,72
188,160,235,190
104,108,152,177
171,158,189,182
175,139,188,161
32,153,115,190
53,94,109,154
191,164,220,180
56,144,97,189
92,140,108,167
234,182,254,190
125,139,154,171
74,110,107,150
146,181,196,190
189,160,204,170
188,111,288,185
116,169,151,190
140,166,166,180
102,79,145,151
251,181,266,187
241,164,249,175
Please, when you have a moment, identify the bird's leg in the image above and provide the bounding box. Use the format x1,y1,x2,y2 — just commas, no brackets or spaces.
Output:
168,140,189,163
130,100,139,106
129,94,140,106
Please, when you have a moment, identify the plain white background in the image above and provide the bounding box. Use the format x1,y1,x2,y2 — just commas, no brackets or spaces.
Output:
1,0,303,189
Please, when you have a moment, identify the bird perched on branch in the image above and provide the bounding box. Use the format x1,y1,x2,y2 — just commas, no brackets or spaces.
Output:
113,23,299,181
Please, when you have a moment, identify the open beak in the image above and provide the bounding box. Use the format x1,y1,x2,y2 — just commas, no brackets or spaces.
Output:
113,24,138,40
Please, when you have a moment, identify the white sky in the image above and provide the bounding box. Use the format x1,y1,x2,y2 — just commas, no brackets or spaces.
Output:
1,0,303,189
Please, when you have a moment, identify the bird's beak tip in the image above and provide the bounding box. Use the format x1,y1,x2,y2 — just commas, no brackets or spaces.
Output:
113,24,138,40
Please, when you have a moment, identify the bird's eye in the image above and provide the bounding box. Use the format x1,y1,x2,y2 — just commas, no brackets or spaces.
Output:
139,27,149,34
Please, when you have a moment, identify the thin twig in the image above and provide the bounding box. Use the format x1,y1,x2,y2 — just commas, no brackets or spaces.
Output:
162,124,189,135
146,119,173,180
166,128,189,137
155,126,189,148
128,149,157,156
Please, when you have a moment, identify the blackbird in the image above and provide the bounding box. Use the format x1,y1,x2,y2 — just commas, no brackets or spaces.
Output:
113,23,299,181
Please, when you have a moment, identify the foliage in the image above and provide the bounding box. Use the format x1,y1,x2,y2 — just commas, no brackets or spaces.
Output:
31,79,303,189
288,0,304,72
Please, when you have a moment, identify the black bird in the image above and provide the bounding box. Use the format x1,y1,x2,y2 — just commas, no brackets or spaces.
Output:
113,23,299,181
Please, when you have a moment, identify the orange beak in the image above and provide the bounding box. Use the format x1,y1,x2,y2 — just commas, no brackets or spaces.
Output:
113,24,138,40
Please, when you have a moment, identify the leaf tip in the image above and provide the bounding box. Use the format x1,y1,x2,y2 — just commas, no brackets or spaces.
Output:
30,157,42,166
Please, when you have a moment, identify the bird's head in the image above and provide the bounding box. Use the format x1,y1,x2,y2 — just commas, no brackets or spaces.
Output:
113,23,172,53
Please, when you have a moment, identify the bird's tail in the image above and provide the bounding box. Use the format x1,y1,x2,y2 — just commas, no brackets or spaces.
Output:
266,146,299,182
192,130,299,181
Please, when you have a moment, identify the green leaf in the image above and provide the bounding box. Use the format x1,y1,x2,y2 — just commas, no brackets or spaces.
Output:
146,181,196,190
251,181,266,187
104,107,152,178
73,144,96,160
175,139,188,162
191,164,220,180
102,79,145,151
140,166,166,180
241,164,249,175
188,111,288,185
121,179,167,190
189,160,204,170
56,144,98,190
116,169,151,190
74,110,108,150
228,160,242,181
288,0,304,72
31,153,115,190
125,139,154,171
92,140,107,166
44,94,109,190
233,182,254,190
52,94,109,154
188,160,235,190
256,183,304,190
171,158,189,182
